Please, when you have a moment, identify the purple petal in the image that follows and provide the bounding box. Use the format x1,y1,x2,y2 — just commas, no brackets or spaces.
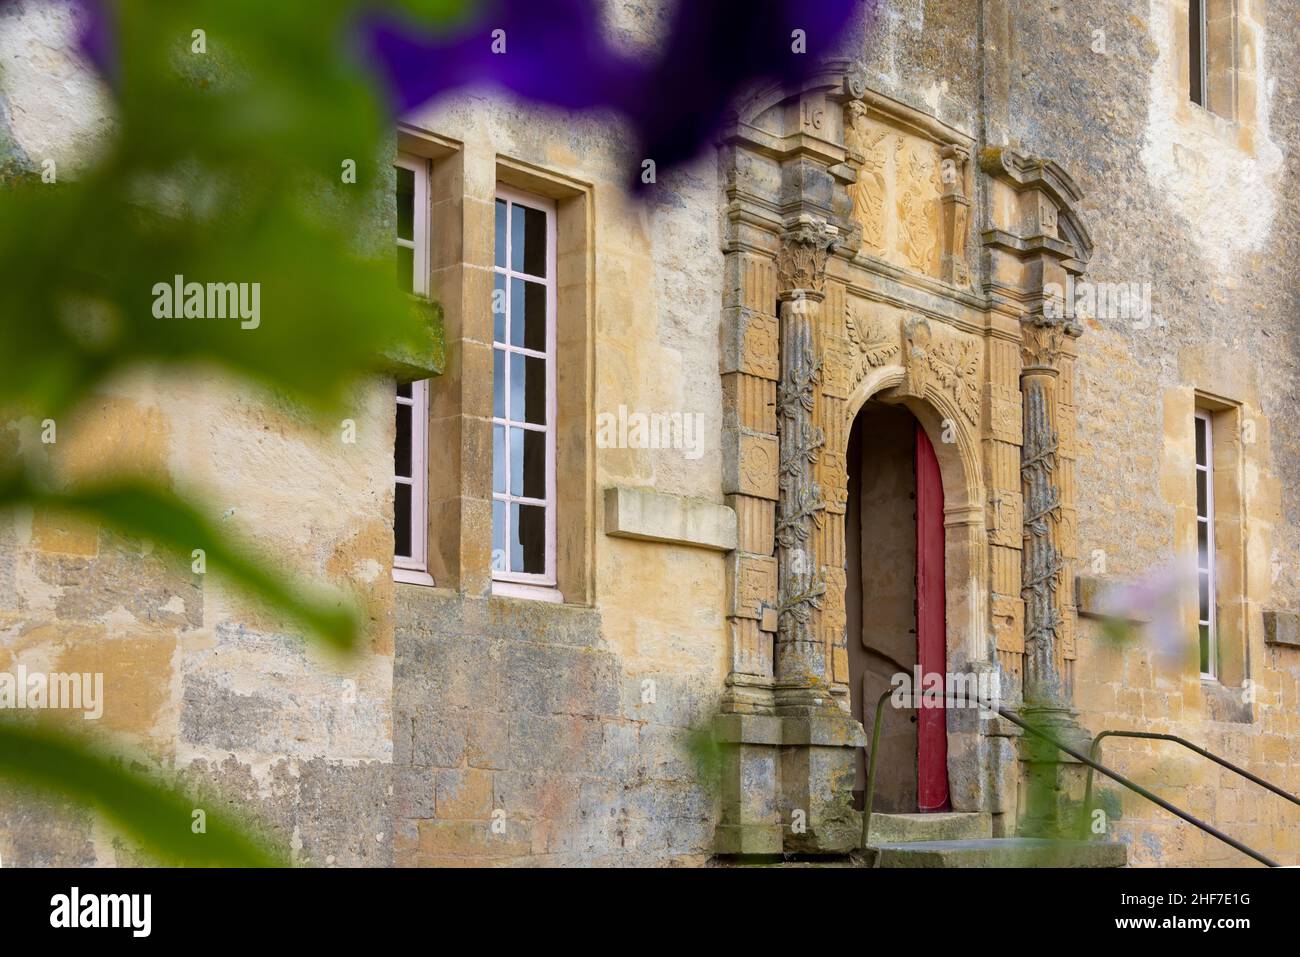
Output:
359,0,872,188
358,0,645,116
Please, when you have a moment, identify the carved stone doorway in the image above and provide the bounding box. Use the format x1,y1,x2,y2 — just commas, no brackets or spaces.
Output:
847,400,950,813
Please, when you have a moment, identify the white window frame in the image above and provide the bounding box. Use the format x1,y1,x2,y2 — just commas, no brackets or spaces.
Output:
491,186,558,599
394,379,432,584
395,152,429,296
394,152,433,585
1195,410,1217,679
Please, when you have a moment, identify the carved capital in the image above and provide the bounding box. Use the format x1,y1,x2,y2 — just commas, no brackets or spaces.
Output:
777,217,838,297
1020,319,1068,374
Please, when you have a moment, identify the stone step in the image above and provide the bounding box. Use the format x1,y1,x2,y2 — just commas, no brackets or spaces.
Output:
866,812,992,845
870,838,1127,868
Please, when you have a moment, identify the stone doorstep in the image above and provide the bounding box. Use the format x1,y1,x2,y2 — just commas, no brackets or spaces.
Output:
866,811,992,845
869,838,1128,868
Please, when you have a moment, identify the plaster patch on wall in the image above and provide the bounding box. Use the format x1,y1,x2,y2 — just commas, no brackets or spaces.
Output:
1139,0,1283,272
0,1,112,173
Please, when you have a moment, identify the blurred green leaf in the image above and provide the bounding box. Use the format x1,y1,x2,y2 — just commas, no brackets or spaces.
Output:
0,0,459,861
0,475,359,651
0,719,283,866
0,0,442,419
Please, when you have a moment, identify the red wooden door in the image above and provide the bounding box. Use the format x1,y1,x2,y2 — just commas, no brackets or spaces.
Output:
915,423,950,811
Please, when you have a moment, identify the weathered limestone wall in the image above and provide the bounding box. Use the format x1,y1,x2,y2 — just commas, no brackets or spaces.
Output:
4,0,1297,869
0,374,402,867
391,48,728,865
0,3,401,865
1,0,728,868
1016,0,1300,867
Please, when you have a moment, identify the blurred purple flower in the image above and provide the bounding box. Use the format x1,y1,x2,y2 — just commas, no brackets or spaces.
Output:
360,0,870,188
25,0,873,190
1093,562,1197,667
70,0,111,76
0,0,114,76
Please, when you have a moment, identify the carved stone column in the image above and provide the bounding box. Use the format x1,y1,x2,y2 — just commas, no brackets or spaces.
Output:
1018,315,1091,836
773,216,837,715
1020,318,1068,709
770,215,864,855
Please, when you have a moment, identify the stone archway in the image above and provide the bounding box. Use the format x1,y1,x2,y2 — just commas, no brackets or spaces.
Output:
845,399,943,813
843,362,990,815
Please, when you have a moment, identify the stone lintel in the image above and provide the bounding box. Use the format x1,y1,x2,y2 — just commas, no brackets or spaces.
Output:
1263,610,1300,648
603,486,737,552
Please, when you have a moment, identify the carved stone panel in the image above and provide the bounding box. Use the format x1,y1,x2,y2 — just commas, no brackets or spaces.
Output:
843,298,900,400
728,553,778,620
841,100,971,285
735,433,780,501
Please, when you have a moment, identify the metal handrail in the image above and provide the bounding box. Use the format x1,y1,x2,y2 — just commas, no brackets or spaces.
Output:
860,689,1283,866
1080,730,1300,850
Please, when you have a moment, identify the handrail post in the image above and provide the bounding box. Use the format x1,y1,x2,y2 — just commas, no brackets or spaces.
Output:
860,688,893,850
1077,733,1103,839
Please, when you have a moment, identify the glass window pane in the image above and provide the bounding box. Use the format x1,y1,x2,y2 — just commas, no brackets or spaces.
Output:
1198,572,1210,622
495,198,507,269
493,348,506,419
395,483,412,558
394,402,412,478
510,277,547,351
1195,416,1207,466
511,202,547,277
510,427,546,499
1196,469,1207,517
397,382,412,399
1199,623,1211,674
396,166,415,241
1197,519,1209,568
492,500,507,572
397,244,414,291
511,502,546,574
509,352,547,425
493,424,506,494
493,272,507,343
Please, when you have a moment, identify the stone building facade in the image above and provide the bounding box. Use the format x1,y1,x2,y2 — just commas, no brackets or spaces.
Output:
0,0,1297,867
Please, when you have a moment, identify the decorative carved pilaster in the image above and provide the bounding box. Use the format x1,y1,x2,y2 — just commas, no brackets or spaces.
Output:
939,144,972,287
774,217,838,714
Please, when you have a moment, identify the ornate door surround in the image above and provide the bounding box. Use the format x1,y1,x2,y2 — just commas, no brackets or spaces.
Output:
713,60,1095,857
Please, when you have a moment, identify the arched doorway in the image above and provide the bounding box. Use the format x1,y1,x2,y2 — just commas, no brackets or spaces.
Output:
847,399,950,813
